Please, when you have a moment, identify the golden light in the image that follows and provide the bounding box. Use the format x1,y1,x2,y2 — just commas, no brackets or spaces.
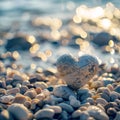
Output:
110,48,115,54
30,44,40,54
110,57,115,64
73,15,82,23
26,35,36,44
50,18,62,30
51,30,61,40
80,31,87,38
30,63,36,69
109,40,114,47
45,50,52,57
37,52,47,62
12,51,20,60
98,18,111,29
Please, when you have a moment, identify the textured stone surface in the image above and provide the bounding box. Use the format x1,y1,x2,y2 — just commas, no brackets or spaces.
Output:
56,54,99,90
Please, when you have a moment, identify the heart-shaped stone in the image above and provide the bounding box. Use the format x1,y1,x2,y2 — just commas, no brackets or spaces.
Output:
56,54,99,90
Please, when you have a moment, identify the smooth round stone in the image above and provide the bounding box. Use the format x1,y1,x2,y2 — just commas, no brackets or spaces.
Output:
7,88,20,95
114,111,120,120
87,105,109,120
0,109,14,120
100,93,110,102
8,103,33,120
34,82,48,90
34,108,55,119
20,85,28,94
97,87,110,95
110,91,120,102
60,110,69,120
56,54,99,90
24,89,37,99
96,98,108,106
58,102,74,113
77,88,92,102
114,85,120,93
72,109,82,118
44,105,62,114
79,111,90,120
107,107,117,117
103,78,115,86
0,95,15,103
53,85,76,100
13,94,27,104
69,95,81,108
0,88,6,96
104,102,118,111
86,98,94,105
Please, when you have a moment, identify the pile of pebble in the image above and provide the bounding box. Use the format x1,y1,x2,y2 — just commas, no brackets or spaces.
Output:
0,54,120,120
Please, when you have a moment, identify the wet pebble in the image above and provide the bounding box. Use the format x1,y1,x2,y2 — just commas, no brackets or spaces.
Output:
72,109,82,118
79,111,90,120
7,88,20,95
8,103,33,120
107,107,117,117
114,111,120,120
77,88,92,102
44,104,62,114
114,85,120,93
20,85,29,94
53,85,76,100
34,108,55,119
110,91,120,102
34,82,48,89
87,105,109,120
0,109,14,120
24,89,37,99
96,98,108,106
69,95,81,108
58,102,74,113
0,95,15,103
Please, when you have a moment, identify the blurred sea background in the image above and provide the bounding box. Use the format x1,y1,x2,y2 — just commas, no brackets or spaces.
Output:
0,0,120,72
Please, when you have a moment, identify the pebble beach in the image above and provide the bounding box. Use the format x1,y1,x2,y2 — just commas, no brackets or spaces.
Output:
1,1,120,120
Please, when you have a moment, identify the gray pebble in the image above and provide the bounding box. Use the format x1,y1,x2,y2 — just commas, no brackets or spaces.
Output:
87,105,109,120
53,85,76,100
58,102,74,113
44,105,62,114
96,98,108,106
34,108,55,119
8,103,33,120
79,111,90,120
72,109,82,118
114,85,120,93
114,111,120,120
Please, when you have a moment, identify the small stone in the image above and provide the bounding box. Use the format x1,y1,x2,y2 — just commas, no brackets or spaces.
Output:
13,94,27,104
0,88,6,97
53,85,76,100
79,111,90,120
7,88,20,95
72,109,82,118
69,95,81,108
24,89,37,99
34,108,55,119
114,85,120,93
0,95,15,103
58,102,74,113
44,105,62,114
87,105,109,120
86,98,94,105
110,91,120,102
34,82,48,90
8,103,33,120
114,111,120,120
0,109,14,120
107,107,117,117
96,98,108,106
77,88,92,102
20,85,28,94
